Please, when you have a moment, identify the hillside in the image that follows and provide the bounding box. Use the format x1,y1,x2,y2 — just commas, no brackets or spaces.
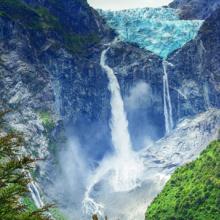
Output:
146,140,220,220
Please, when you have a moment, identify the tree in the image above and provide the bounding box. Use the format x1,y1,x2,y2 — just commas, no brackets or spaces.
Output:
0,111,52,220
92,214,99,220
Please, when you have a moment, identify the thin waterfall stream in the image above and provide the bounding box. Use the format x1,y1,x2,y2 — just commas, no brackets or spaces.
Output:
163,60,174,134
27,172,44,208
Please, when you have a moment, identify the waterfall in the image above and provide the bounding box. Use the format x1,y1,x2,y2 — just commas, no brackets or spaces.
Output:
204,83,210,109
162,60,174,134
100,48,133,156
82,41,144,217
100,44,143,191
27,173,44,208
19,154,44,209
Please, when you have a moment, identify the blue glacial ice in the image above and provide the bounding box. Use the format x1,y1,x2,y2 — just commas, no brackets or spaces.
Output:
99,8,203,58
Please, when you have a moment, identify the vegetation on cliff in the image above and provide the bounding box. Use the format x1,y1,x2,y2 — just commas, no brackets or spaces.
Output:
0,112,52,220
146,140,220,220
0,0,100,53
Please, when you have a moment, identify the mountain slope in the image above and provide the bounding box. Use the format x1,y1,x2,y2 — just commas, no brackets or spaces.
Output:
146,140,220,220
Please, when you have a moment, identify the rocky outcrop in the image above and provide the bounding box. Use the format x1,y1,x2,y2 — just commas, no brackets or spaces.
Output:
169,0,220,19
166,7,220,121
2,0,218,161
0,15,55,159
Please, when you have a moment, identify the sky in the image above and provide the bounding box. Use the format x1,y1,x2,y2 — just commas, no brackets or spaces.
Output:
88,0,173,10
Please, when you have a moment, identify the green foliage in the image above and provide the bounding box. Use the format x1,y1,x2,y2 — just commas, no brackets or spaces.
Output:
146,140,220,220
50,208,68,220
0,112,52,220
39,111,55,132
22,196,37,212
23,197,69,220
63,33,100,54
39,111,66,157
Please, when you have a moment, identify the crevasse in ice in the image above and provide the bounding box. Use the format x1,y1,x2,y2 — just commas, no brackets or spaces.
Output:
99,8,203,58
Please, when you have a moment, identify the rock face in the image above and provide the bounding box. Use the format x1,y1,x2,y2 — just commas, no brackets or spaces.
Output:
0,15,54,159
169,0,220,19
0,0,115,160
22,0,110,36
166,7,220,121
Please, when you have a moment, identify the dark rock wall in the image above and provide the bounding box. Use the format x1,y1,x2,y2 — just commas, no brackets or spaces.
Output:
169,0,220,19
167,7,220,120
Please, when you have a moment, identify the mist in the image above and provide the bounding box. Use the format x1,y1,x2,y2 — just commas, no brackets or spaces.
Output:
124,81,158,150
47,137,90,219
125,81,152,111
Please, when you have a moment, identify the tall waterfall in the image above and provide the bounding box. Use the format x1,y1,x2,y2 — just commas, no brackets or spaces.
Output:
100,48,133,156
100,45,143,191
162,60,174,134
82,42,144,217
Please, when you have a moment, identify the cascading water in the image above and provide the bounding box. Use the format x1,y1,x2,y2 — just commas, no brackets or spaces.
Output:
28,182,44,208
82,41,144,218
27,172,44,208
162,60,174,134
19,154,44,209
100,45,144,191
101,47,133,155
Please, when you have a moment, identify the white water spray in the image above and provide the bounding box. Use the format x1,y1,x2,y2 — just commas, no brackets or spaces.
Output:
162,60,174,134
82,41,144,217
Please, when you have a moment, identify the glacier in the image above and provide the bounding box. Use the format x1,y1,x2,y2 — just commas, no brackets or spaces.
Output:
99,7,203,58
